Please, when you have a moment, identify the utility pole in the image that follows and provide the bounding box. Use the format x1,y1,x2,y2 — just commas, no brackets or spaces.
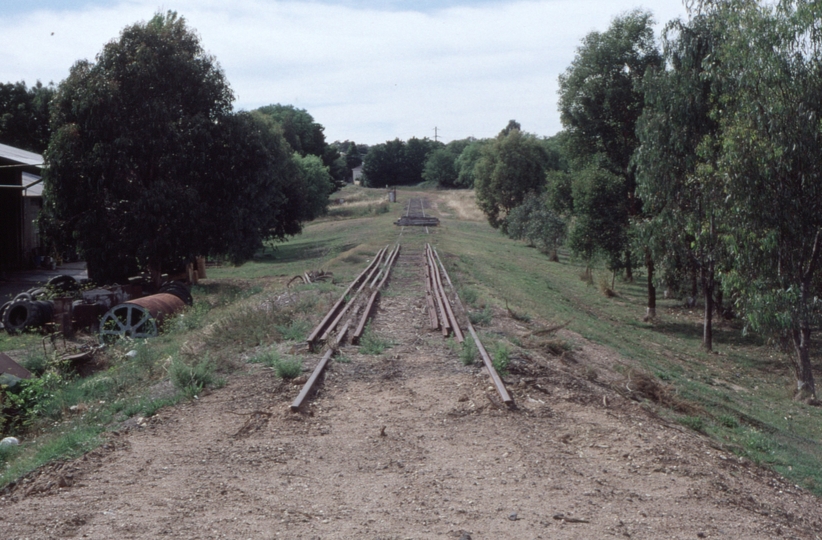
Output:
433,127,439,142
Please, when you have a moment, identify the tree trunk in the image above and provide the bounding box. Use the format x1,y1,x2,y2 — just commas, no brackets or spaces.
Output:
644,249,656,321
791,327,817,400
715,288,724,318
691,266,698,302
549,248,559,262
702,264,714,352
625,249,633,282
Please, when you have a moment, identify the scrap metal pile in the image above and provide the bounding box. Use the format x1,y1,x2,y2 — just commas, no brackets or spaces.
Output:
0,275,192,342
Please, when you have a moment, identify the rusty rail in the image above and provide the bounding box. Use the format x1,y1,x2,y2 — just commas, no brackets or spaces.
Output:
432,246,512,406
425,246,450,336
426,245,464,343
353,244,401,342
291,321,350,412
319,247,389,342
306,246,387,347
423,258,439,330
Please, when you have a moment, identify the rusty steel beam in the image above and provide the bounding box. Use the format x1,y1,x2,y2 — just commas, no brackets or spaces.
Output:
319,246,389,341
353,244,401,342
291,321,351,412
427,245,464,343
306,246,387,346
433,246,513,406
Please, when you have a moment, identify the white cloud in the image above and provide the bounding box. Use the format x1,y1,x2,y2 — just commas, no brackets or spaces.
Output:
0,0,688,144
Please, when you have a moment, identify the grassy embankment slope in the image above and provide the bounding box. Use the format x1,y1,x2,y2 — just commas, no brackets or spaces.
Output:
2,184,821,497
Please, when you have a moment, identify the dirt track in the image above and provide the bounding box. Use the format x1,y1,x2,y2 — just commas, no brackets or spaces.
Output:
2,234,822,539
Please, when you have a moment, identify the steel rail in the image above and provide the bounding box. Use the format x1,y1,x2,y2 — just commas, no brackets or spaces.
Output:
353,244,401,342
306,247,387,346
425,247,451,336
319,246,389,341
427,244,464,343
291,321,350,412
432,246,513,406
423,258,439,330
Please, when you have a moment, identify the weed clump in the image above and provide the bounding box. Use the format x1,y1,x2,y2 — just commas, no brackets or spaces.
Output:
469,306,493,326
459,287,479,306
275,320,310,342
359,324,393,355
249,349,303,379
274,358,303,379
169,356,217,398
492,342,510,377
678,415,706,432
460,339,478,366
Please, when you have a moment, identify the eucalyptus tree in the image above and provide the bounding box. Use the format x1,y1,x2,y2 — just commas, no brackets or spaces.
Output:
558,9,661,281
635,13,727,344
454,140,486,188
474,124,552,231
711,0,822,399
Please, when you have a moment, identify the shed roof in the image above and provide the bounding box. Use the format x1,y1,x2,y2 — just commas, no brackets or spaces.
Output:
21,171,43,197
0,142,44,167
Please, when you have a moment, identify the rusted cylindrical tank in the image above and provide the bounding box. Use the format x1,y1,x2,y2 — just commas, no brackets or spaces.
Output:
99,293,186,343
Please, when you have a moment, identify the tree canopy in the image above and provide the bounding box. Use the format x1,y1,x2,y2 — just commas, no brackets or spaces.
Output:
474,123,554,230
43,12,325,283
255,104,345,188
361,137,440,187
0,80,54,153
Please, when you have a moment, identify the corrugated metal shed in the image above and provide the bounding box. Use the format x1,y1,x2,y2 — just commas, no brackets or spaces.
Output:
1,144,45,270
21,171,43,197
0,142,43,167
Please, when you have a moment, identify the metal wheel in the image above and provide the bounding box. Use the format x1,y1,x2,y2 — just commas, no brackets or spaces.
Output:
99,304,158,344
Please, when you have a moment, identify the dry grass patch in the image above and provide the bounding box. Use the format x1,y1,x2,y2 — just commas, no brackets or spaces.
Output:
436,190,485,221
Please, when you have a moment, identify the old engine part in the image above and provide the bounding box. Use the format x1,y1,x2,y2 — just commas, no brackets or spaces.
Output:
99,293,186,343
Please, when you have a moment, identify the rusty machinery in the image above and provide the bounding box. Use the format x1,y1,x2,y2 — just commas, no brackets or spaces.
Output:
0,275,192,342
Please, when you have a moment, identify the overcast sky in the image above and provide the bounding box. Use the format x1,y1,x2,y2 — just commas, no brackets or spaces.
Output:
0,0,689,145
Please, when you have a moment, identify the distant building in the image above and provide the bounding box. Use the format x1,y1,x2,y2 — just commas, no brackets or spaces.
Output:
352,165,363,185
0,143,44,270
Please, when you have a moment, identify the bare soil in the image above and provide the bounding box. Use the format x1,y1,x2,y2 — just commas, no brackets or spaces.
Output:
2,235,822,539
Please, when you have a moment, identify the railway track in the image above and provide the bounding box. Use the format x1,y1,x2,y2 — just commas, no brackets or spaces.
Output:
292,197,512,411
395,196,439,227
